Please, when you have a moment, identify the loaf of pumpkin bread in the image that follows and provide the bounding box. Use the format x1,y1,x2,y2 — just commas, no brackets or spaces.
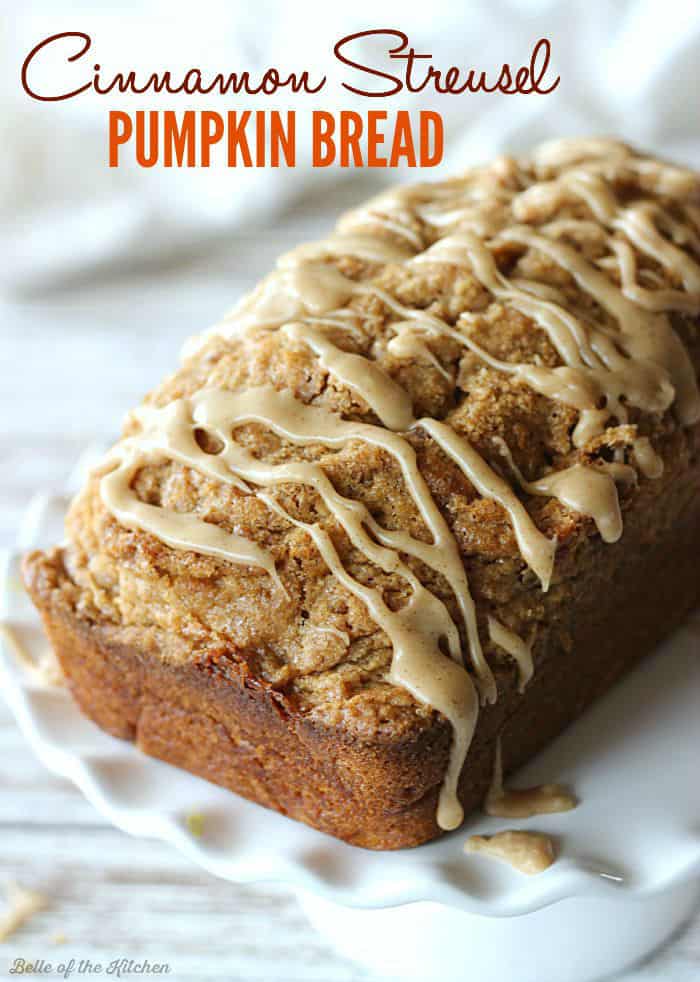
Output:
24,138,700,848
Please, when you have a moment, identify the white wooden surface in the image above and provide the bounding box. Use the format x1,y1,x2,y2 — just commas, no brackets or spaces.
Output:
1,204,699,980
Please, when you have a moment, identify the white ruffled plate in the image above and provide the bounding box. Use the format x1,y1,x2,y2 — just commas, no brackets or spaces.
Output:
2,460,700,980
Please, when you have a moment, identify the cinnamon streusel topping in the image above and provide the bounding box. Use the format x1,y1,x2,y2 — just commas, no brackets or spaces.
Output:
65,138,700,829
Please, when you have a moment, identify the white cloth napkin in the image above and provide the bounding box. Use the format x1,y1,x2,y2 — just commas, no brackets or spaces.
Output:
3,0,700,294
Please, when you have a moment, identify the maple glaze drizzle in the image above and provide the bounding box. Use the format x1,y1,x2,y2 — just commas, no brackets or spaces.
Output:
98,139,700,830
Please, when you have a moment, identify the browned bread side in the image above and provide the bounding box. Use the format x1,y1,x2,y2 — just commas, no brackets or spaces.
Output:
24,420,700,848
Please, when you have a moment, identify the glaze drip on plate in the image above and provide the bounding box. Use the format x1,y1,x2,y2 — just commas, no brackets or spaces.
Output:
98,138,700,831
484,739,577,819
465,830,555,875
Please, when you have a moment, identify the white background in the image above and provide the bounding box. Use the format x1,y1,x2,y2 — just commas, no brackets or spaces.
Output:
2,1,700,978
